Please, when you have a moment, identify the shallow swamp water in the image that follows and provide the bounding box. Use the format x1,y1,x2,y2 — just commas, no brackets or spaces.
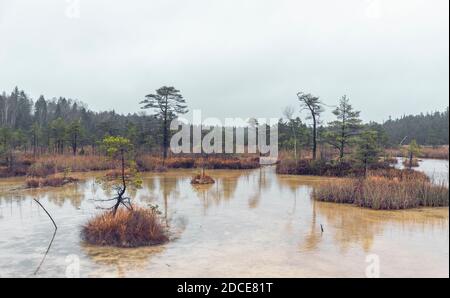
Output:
0,159,448,278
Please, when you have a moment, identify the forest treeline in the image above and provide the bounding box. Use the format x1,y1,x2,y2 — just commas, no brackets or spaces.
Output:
0,87,448,157
382,110,449,146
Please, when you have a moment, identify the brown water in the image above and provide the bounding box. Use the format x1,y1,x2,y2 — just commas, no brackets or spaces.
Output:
0,160,448,278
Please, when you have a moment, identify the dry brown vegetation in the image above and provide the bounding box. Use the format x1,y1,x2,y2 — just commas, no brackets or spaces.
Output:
25,176,79,188
386,146,449,160
137,155,260,171
276,158,396,177
191,174,215,185
81,208,168,248
24,155,113,178
313,175,449,210
35,155,114,172
2,153,260,178
368,167,429,181
403,158,420,168
380,156,398,164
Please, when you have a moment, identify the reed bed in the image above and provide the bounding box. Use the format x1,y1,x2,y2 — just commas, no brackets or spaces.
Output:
25,176,79,188
81,208,168,248
313,177,449,210
26,155,113,177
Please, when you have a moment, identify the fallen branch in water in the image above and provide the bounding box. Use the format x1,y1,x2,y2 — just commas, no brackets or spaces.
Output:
33,199,57,275
33,199,57,230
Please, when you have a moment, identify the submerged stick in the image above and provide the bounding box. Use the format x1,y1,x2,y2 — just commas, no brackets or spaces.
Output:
33,199,58,275
33,229,57,276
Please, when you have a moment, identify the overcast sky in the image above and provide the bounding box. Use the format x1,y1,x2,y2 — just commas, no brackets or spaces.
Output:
0,0,448,123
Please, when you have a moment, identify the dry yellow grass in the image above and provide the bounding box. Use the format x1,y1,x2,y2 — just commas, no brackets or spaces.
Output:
81,208,168,247
386,146,449,160
313,176,449,210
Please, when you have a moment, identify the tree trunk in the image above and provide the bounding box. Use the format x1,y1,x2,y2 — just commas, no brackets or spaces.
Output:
409,152,413,169
163,118,168,160
312,115,317,160
113,150,127,216
72,134,77,156
162,103,169,162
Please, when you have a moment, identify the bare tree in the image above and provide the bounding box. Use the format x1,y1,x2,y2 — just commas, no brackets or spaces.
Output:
297,92,324,160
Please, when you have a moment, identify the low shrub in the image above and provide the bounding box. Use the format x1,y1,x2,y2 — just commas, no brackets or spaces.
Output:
81,208,168,247
25,178,40,188
276,159,367,177
403,158,420,168
137,155,260,171
276,158,428,181
27,160,56,177
381,156,398,164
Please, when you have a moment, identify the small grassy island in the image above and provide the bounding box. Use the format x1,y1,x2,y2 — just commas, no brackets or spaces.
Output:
82,207,168,248
313,174,448,210
81,137,168,248
191,173,215,185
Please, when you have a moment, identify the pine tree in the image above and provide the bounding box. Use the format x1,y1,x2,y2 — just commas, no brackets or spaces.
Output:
140,86,188,160
354,130,381,178
324,95,362,160
297,92,324,160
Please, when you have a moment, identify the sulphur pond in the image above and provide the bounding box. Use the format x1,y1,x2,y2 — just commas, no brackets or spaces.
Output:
0,160,448,278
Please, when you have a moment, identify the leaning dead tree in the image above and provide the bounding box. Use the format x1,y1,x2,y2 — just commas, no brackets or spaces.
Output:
297,92,324,160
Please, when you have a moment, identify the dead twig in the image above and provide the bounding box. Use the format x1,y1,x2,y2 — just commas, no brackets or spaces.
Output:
33,199,57,230
33,199,58,275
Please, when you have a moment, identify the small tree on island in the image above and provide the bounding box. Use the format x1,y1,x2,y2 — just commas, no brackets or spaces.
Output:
405,139,421,169
324,95,362,160
140,86,188,161
98,136,142,216
354,130,381,178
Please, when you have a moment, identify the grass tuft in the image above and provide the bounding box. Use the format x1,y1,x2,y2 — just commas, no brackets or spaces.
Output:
81,208,168,248
191,174,215,185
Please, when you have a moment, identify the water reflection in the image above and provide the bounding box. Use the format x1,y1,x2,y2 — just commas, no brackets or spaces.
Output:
0,161,448,277
82,244,165,278
301,200,449,254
